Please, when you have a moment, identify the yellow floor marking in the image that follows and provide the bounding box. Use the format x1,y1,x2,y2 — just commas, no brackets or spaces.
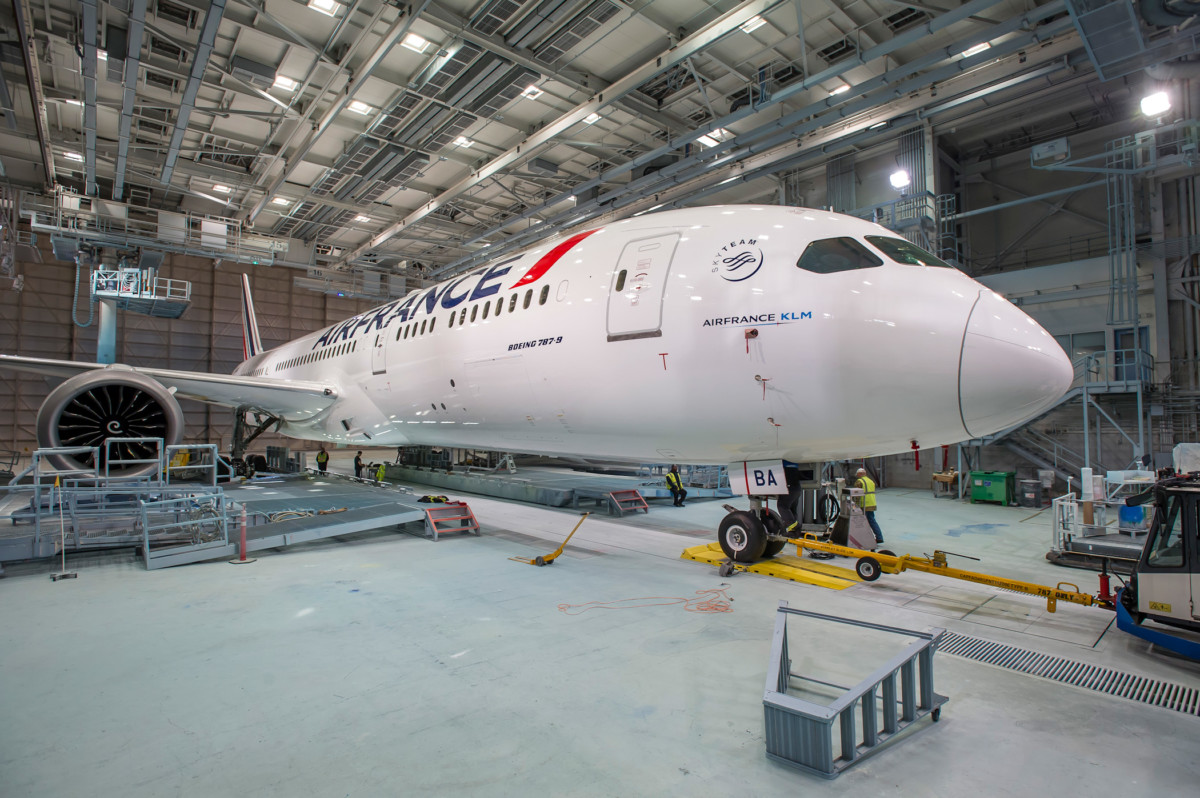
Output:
680,543,859,590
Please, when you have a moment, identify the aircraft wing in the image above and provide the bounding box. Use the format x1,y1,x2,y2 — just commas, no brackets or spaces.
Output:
0,355,338,420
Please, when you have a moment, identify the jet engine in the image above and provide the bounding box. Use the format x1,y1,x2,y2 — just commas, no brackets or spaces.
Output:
36,368,185,477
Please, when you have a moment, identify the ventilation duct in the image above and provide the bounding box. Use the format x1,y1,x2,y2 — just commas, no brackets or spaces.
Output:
230,55,275,90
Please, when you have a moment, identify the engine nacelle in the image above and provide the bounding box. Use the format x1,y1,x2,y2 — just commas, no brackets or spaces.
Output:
36,368,185,477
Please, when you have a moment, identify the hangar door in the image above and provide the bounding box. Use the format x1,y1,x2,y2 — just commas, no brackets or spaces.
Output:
606,233,680,342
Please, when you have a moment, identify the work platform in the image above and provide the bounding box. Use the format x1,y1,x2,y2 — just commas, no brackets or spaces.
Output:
681,542,861,590
384,463,731,508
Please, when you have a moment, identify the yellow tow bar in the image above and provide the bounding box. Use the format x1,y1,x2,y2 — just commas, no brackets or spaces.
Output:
790,534,1104,613
509,512,590,566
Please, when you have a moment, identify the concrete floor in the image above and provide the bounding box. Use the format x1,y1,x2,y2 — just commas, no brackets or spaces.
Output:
2,454,1199,796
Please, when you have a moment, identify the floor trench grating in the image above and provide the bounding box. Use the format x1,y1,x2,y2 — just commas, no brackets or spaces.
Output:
939,631,1200,716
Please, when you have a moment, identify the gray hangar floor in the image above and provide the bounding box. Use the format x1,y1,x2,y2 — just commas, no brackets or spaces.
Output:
2,466,1198,796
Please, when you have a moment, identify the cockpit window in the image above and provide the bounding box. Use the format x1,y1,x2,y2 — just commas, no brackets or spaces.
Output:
865,236,954,269
795,237,883,274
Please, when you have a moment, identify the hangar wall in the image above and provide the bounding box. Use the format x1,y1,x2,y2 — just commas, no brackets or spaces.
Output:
0,242,379,458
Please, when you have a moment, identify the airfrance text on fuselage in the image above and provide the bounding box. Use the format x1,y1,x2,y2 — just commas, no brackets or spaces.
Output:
702,311,811,327
310,257,518,350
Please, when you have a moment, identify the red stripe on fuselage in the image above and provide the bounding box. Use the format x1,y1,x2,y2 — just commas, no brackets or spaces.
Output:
509,229,600,289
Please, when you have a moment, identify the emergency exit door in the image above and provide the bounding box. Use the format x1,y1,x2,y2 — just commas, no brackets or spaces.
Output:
606,233,680,342
371,331,387,374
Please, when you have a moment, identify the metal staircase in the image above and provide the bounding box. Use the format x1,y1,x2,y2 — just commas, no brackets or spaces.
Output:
971,349,1152,479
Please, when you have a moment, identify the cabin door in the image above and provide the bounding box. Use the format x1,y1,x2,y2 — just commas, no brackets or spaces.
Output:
371,330,388,375
606,233,680,342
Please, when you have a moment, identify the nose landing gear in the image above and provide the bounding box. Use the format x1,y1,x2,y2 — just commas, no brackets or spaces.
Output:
717,502,791,563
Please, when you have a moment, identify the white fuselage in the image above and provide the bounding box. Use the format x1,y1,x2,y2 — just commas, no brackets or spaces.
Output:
234,206,1072,464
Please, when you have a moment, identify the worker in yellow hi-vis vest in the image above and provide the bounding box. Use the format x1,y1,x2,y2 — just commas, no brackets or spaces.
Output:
315,446,329,474
665,465,687,507
855,467,884,543
376,462,386,486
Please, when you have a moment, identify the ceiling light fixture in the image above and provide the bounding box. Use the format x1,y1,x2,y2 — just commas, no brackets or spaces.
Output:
271,197,290,206
212,184,232,193
347,100,373,115
355,215,370,223
521,85,544,100
582,112,601,124
696,127,730,148
1140,91,1170,117
453,136,474,147
308,0,340,17
65,99,83,106
273,75,297,92
740,16,766,34
890,169,911,190
830,84,851,95
868,121,887,130
402,33,429,53
64,151,83,162
961,42,992,58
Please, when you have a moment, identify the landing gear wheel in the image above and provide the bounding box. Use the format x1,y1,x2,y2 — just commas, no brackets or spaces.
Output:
718,511,767,563
855,556,882,581
760,509,788,559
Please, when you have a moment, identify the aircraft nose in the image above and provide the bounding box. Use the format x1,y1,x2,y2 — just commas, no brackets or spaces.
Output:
959,290,1073,438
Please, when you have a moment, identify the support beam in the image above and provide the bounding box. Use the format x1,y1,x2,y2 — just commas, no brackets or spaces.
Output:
82,0,99,196
113,0,147,201
246,3,427,223
160,0,227,187
12,0,55,186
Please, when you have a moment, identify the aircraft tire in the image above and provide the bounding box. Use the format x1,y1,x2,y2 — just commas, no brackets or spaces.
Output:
855,556,882,581
718,511,767,563
760,510,788,558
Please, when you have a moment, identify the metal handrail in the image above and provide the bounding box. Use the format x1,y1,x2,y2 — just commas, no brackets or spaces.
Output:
1072,348,1154,388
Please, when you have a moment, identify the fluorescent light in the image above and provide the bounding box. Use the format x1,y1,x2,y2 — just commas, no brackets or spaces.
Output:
889,170,910,190
696,127,730,148
520,85,543,99
740,15,766,34
212,184,232,193
402,33,429,53
583,112,601,124
354,215,370,223
347,100,373,115
1141,91,1170,117
97,50,108,61
273,75,297,92
64,151,83,162
308,0,340,17
961,42,992,58
868,121,887,130
65,99,84,106
453,136,473,148
271,197,290,206
830,84,850,95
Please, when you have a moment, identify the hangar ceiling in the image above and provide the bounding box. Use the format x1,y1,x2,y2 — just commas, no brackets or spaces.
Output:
0,0,1192,293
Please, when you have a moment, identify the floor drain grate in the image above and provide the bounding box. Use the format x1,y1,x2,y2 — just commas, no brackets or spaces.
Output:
939,631,1200,716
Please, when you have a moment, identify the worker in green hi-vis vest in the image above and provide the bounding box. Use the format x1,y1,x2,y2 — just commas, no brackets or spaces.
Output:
376,462,386,486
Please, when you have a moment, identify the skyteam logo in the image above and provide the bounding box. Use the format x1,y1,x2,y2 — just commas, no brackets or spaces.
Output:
712,238,763,282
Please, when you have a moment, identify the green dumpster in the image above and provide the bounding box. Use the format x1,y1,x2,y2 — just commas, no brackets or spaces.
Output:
969,471,1015,505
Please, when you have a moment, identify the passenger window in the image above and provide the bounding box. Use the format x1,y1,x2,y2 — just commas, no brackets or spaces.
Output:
448,312,455,328
795,237,883,274
1146,496,1185,568
539,285,549,305
470,305,478,322
420,320,427,335
404,325,410,340
459,307,467,326
615,269,627,292
865,236,954,269
524,289,532,309
495,297,503,315
482,302,490,320
396,326,403,340
429,317,436,333
509,294,517,313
